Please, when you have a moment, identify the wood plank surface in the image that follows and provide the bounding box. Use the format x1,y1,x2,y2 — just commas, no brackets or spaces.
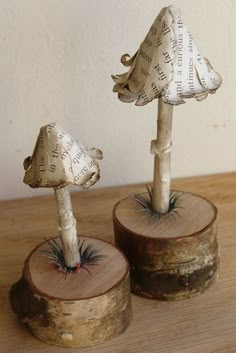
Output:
0,172,236,353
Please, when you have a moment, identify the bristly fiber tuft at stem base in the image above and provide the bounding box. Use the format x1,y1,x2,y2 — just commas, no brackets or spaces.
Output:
130,187,183,223
38,238,105,276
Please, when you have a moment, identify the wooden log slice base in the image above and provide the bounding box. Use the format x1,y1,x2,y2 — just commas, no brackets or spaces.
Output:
113,191,219,300
10,236,132,348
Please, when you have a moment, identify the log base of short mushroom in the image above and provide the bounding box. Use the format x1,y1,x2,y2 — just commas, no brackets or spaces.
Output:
10,236,132,348
113,191,219,300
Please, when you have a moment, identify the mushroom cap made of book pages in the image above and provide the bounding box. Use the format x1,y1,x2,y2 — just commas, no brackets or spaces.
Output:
23,123,103,189
112,5,222,106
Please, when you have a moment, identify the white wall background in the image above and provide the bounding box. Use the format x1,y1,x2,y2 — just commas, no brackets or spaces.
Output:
0,0,235,200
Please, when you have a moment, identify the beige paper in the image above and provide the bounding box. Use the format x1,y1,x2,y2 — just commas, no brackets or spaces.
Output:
112,6,222,105
24,122,103,189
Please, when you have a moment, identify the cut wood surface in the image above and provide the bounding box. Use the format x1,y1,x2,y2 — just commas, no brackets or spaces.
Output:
26,236,128,300
114,192,218,299
1,172,236,353
115,191,216,238
10,236,131,347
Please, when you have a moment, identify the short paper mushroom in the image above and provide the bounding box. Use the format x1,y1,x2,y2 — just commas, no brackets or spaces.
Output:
23,122,103,271
112,5,222,215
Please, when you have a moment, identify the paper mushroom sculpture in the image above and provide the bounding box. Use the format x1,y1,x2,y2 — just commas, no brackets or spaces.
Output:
23,122,103,270
113,5,221,214
112,6,221,299
10,123,132,347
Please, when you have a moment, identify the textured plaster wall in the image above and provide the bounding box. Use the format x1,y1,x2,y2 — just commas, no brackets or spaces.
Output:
0,0,235,200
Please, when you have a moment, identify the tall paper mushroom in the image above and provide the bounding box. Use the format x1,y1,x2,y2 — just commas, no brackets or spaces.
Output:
23,122,103,269
112,5,221,214
112,6,221,300
10,122,132,347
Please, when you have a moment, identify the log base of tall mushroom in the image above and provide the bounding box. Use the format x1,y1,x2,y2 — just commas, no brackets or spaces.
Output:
10,236,132,348
113,191,219,300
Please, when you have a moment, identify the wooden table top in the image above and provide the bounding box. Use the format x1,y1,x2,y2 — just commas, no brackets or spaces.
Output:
1,172,236,353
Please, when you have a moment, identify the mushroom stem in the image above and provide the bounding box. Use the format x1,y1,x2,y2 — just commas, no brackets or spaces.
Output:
54,186,81,268
152,98,173,214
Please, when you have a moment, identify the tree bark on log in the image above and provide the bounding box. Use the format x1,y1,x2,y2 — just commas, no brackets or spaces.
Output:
10,236,132,347
113,191,219,300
